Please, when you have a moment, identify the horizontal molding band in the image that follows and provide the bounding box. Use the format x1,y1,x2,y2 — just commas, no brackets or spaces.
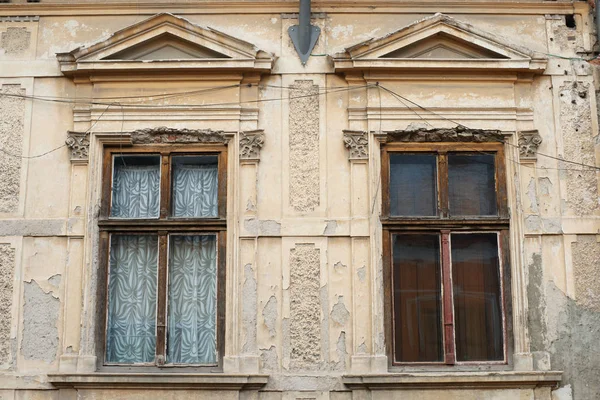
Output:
343,371,562,390
48,373,269,390
0,1,585,16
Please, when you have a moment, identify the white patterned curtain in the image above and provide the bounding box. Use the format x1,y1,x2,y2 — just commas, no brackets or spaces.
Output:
172,164,218,218
168,235,217,364
111,162,160,218
106,235,158,364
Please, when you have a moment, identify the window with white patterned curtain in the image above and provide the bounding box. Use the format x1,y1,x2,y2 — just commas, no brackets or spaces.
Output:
99,147,227,368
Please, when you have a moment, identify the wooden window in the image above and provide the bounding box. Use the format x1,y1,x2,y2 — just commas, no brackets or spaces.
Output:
382,142,510,366
98,145,227,368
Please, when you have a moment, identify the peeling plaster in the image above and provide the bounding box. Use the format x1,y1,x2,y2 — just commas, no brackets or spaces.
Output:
527,178,539,213
262,295,278,338
242,264,257,353
244,218,281,236
323,220,337,235
21,280,60,363
260,345,278,371
357,266,366,283
332,331,347,370
331,296,350,327
333,261,346,274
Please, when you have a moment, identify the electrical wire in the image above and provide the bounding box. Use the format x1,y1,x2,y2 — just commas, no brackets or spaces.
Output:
378,84,600,172
0,84,375,160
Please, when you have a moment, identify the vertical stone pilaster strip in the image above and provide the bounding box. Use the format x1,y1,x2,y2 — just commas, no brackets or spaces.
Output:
0,85,25,214
289,244,321,370
289,80,320,213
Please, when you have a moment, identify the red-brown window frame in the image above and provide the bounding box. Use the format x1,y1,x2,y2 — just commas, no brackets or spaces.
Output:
381,142,512,367
96,144,227,370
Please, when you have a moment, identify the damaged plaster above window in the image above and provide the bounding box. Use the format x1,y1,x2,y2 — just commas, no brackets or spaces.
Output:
380,126,504,144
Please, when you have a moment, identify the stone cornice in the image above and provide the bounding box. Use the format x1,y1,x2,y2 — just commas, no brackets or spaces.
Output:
343,371,562,390
48,373,269,390
0,1,586,16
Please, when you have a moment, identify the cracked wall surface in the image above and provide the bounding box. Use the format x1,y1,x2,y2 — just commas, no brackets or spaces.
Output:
559,82,599,215
289,80,320,213
289,244,321,370
0,244,14,368
0,85,25,214
21,280,59,363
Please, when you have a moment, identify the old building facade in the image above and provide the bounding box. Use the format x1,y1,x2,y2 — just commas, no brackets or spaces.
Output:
0,1,599,399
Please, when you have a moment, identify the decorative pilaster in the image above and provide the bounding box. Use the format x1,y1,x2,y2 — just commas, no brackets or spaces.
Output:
343,130,368,160
518,130,543,161
65,131,90,164
239,130,265,162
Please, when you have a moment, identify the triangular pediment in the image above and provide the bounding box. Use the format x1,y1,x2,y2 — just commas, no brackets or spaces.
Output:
333,13,546,73
104,33,230,61
57,13,273,75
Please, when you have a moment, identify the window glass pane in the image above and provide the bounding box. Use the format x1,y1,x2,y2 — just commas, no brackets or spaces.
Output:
451,233,504,361
448,154,497,216
390,154,438,216
168,235,217,364
392,234,443,362
172,156,218,218
106,235,158,364
111,155,160,219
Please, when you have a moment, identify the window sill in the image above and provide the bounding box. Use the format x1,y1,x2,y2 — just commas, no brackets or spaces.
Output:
47,373,269,390
342,371,562,390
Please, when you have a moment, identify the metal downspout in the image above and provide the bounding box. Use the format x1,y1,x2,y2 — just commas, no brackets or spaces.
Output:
288,0,321,65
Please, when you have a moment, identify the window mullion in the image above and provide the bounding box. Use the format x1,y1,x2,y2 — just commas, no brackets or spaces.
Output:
438,153,449,218
160,153,170,219
156,232,169,366
441,230,456,365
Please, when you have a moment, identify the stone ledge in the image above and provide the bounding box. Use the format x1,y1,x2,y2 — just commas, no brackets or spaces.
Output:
47,373,269,390
342,371,562,390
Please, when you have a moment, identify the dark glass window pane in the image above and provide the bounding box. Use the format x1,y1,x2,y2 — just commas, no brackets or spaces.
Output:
451,233,504,361
390,154,438,216
448,154,497,216
167,235,217,364
111,155,161,219
106,235,158,364
172,156,218,218
392,234,443,362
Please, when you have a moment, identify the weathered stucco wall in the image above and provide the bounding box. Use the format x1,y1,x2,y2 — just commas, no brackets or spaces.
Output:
0,2,599,400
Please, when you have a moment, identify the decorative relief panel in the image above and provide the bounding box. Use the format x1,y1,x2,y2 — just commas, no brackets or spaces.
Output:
0,85,25,213
65,132,90,163
343,130,368,160
518,130,543,160
289,244,321,370
239,130,265,161
289,81,320,213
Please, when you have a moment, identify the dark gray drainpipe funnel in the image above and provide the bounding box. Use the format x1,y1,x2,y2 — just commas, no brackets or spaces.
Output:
289,0,321,65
